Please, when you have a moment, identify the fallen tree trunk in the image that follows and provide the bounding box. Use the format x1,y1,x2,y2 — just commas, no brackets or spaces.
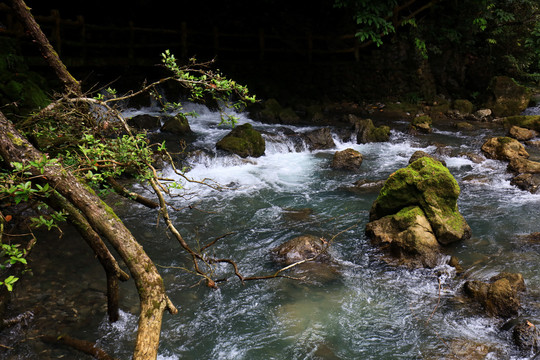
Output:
0,112,177,359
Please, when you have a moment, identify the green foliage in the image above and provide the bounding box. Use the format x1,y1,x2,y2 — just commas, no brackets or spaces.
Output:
160,50,256,126
334,0,396,46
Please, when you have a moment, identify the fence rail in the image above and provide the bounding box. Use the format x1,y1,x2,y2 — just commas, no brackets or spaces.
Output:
2,8,362,67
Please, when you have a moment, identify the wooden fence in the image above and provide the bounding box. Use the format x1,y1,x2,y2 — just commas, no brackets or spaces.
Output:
2,8,362,67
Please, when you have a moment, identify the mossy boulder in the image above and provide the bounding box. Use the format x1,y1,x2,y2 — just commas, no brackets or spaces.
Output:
369,157,471,245
0,38,51,115
487,76,531,117
257,98,300,124
349,115,390,143
481,137,529,161
409,115,432,134
453,99,474,114
408,150,446,167
365,206,442,268
503,115,540,132
216,123,265,158
161,114,192,135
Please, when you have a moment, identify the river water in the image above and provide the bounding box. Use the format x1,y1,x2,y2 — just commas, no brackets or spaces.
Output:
3,104,540,359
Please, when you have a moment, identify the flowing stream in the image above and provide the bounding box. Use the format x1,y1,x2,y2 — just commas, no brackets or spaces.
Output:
4,103,540,359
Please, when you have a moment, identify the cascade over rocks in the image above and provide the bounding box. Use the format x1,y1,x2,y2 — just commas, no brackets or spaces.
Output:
331,148,363,171
216,123,265,158
347,114,390,143
463,272,526,317
365,157,471,268
302,127,336,150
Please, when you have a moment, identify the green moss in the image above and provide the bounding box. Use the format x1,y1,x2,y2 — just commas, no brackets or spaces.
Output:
370,157,470,243
453,99,474,114
411,115,432,126
369,125,391,142
216,123,265,157
503,115,540,132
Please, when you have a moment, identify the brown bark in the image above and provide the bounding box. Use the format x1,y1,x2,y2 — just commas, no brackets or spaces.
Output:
42,334,119,360
10,0,81,95
47,192,129,322
0,112,177,359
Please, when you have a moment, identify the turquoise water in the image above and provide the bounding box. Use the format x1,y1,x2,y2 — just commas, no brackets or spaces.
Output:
4,105,540,359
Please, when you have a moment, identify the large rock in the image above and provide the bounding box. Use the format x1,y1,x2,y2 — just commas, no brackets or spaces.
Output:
508,158,540,174
369,157,471,245
216,123,265,158
408,150,446,167
331,148,363,171
487,76,531,117
302,128,336,150
508,125,537,141
348,115,390,143
271,235,329,265
365,206,442,268
128,114,161,130
503,115,540,132
510,173,540,193
463,272,525,317
409,115,432,134
161,114,191,135
481,137,529,161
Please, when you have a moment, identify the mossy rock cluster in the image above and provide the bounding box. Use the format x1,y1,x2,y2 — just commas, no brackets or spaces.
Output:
0,37,51,116
452,99,474,114
487,76,531,117
216,123,265,158
349,115,390,143
256,98,300,124
409,115,432,134
503,115,540,132
369,157,471,245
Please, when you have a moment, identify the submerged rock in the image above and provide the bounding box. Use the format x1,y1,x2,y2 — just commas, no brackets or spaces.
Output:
463,272,525,317
481,137,529,161
513,319,540,353
216,123,265,158
510,173,540,193
331,148,363,171
369,157,471,245
271,235,329,265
